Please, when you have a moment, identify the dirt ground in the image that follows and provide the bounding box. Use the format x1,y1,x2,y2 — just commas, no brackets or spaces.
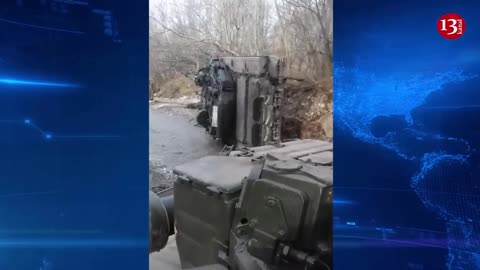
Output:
150,76,197,100
149,97,222,192
282,79,333,141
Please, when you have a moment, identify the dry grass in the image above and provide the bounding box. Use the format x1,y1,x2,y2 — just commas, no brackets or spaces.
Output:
282,78,333,141
150,75,198,99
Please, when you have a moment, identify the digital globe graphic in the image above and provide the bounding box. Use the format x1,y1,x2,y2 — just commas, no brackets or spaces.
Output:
334,66,480,269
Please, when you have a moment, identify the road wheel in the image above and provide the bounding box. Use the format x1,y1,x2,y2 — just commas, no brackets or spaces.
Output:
196,109,209,128
217,91,236,145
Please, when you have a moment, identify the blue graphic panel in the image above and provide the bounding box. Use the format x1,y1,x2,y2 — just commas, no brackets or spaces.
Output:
334,0,480,269
0,1,148,269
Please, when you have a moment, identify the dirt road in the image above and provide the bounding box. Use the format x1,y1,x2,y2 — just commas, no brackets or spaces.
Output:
149,104,222,190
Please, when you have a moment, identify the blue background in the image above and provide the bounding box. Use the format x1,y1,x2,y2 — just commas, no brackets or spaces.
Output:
334,0,480,269
0,1,149,269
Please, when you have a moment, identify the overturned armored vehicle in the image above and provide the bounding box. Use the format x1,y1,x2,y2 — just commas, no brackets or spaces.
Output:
194,56,285,147
150,139,333,270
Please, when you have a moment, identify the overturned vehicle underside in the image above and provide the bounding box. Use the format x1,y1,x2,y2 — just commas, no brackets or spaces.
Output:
194,56,285,147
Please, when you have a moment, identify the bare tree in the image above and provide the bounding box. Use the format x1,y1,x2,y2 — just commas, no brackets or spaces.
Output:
149,0,332,82
272,0,332,79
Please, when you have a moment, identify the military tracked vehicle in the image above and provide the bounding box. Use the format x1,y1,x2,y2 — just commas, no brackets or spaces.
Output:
194,56,285,147
150,139,333,270
149,56,332,269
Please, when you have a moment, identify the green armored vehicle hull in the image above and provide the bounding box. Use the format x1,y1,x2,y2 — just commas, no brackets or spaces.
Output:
150,139,333,270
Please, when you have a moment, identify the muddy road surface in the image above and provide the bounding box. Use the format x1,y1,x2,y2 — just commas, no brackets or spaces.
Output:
149,104,222,191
